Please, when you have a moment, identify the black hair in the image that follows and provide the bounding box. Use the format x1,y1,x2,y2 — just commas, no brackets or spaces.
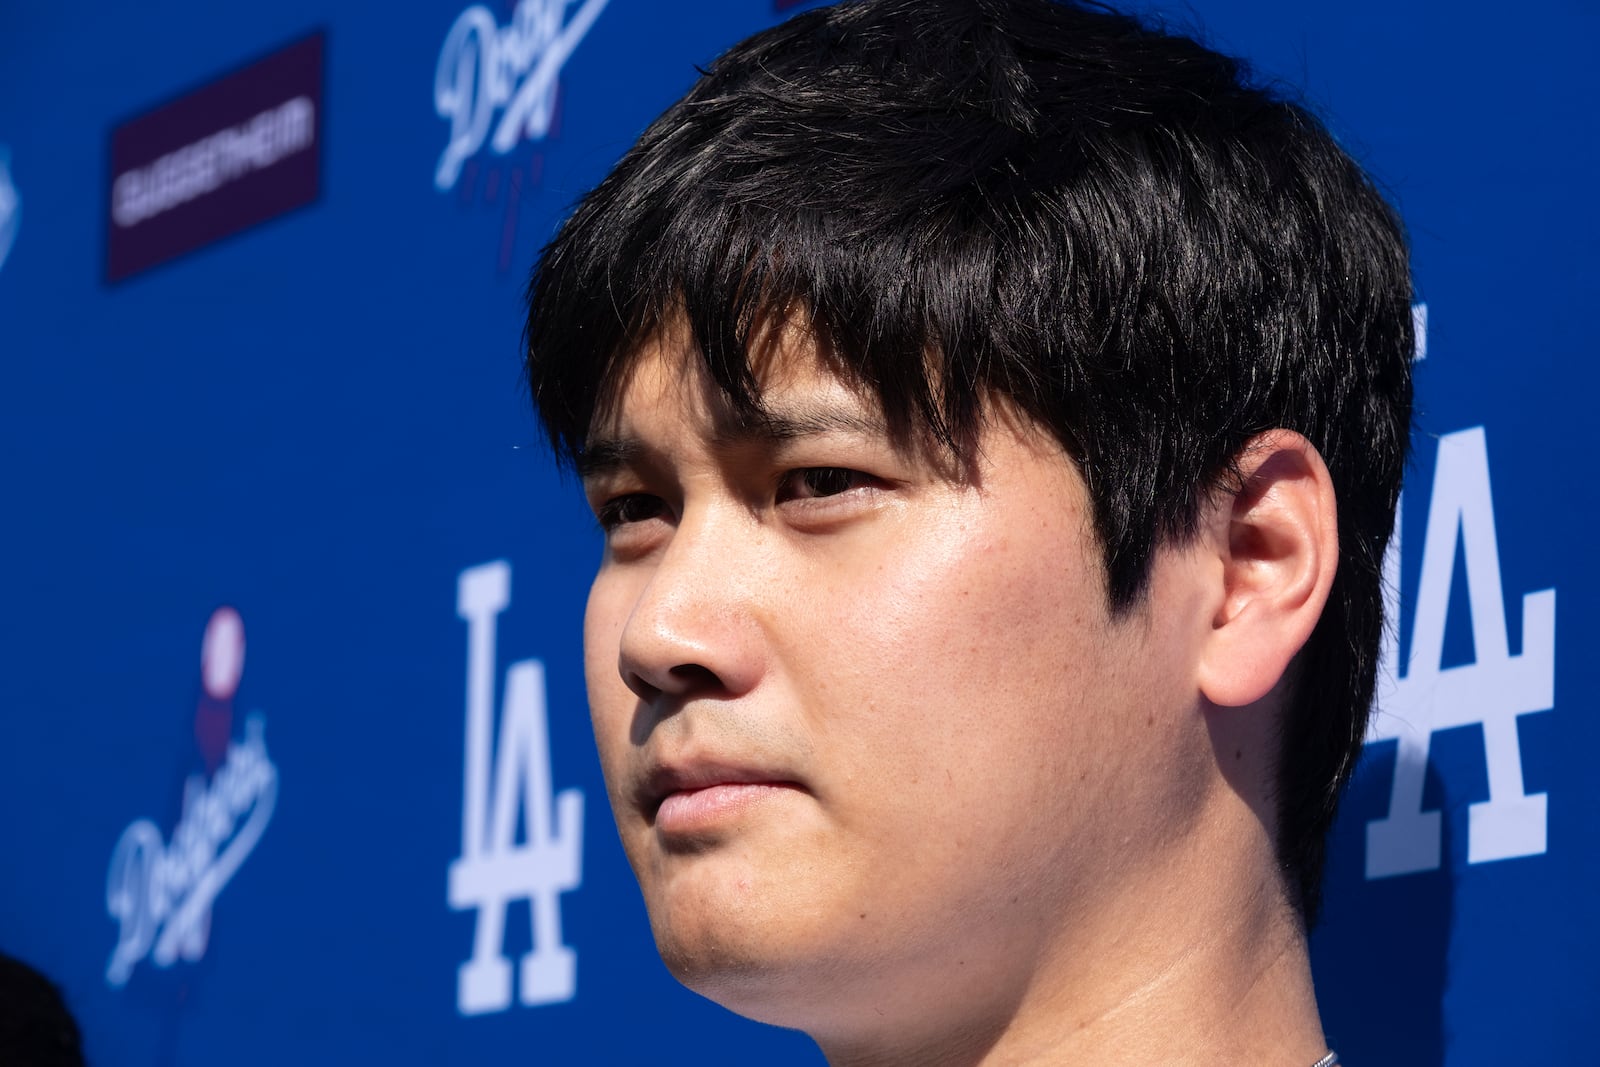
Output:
523,0,1413,923
0,954,86,1067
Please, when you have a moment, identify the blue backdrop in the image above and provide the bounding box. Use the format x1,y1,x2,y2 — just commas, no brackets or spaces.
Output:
0,1,1592,1063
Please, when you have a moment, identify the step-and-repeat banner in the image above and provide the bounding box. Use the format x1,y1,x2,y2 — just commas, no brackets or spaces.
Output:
0,1,1592,1063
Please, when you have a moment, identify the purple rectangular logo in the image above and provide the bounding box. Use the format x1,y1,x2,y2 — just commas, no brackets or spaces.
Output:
106,32,323,283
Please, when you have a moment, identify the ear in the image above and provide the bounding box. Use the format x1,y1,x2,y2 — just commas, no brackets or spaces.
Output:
1195,430,1339,708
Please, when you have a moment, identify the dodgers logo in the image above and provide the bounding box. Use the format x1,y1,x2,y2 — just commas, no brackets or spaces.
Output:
105,607,279,987
1364,310,1555,878
1364,427,1556,877
0,146,18,274
450,562,584,1015
433,0,610,192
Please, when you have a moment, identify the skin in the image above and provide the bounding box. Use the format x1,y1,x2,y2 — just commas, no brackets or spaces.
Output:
579,321,1338,1066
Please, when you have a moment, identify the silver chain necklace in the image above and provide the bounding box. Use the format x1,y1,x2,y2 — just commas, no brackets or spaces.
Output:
1308,1054,1338,1067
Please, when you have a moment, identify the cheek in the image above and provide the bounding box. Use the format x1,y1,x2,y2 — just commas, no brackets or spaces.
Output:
582,576,635,775
798,508,1117,804
581,577,620,692
769,507,1148,944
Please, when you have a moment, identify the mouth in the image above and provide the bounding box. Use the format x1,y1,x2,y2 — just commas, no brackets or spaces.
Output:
638,761,806,833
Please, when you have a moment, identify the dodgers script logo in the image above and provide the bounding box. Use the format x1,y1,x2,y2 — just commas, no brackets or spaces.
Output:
451,562,584,1015
433,0,610,191
0,146,18,273
105,607,279,988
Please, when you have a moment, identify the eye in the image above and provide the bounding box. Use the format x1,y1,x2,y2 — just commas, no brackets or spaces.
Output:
778,467,873,501
595,493,668,531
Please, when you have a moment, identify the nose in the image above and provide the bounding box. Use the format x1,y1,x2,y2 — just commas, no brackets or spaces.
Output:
614,506,768,705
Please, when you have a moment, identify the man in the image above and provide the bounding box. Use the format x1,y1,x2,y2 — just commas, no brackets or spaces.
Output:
523,0,1412,1063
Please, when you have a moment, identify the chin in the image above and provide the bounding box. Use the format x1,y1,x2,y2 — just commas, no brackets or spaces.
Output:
642,879,855,1028
653,925,817,1025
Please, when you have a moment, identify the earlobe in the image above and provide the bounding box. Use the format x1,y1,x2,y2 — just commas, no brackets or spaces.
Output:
1196,431,1339,708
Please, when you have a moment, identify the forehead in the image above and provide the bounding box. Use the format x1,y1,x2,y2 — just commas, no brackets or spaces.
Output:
584,316,1058,496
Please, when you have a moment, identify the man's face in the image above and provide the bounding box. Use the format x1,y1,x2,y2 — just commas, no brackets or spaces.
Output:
580,326,1211,1034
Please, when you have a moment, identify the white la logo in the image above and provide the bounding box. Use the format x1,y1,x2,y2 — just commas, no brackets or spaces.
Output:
1366,426,1556,877
450,562,584,1014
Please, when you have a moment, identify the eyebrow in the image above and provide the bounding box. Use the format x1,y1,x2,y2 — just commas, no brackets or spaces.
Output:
575,438,646,481
576,403,889,481
733,404,888,443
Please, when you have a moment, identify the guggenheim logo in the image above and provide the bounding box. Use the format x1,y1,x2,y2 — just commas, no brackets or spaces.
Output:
106,32,324,283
